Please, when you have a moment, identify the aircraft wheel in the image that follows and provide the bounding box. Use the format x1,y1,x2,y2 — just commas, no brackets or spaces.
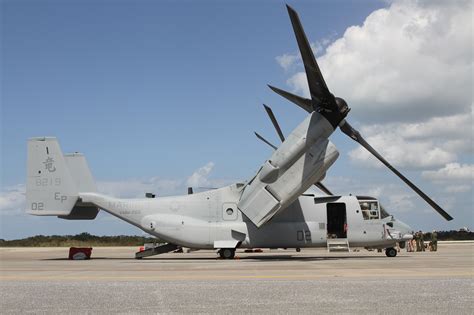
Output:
385,247,397,257
220,248,235,259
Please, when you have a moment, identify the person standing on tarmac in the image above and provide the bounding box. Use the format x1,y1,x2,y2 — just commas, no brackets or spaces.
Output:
410,231,416,252
415,231,421,251
431,230,438,251
407,233,413,252
420,231,425,251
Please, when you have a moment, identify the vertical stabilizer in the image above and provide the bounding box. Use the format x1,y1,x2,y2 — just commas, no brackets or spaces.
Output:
64,153,97,193
26,137,79,216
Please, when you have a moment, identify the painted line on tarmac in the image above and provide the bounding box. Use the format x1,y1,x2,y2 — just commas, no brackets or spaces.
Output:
1,272,472,282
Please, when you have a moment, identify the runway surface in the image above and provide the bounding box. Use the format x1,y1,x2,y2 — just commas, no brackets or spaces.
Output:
1,243,473,314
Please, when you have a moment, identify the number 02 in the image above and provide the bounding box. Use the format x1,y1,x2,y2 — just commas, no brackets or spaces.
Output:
31,202,44,210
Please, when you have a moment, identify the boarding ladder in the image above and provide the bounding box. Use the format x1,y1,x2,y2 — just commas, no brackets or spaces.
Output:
327,238,350,252
135,243,178,259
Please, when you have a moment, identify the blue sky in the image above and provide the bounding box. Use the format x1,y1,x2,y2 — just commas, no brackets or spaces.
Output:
1,0,472,239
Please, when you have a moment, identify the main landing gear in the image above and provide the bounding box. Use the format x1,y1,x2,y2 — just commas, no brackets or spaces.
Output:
385,247,397,257
219,248,236,259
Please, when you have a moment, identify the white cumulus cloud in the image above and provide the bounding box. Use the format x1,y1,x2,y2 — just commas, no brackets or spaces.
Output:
276,54,300,72
347,111,472,169
422,163,474,181
282,0,472,123
445,185,471,193
276,39,333,72
348,130,457,169
277,0,473,173
422,163,473,194
0,185,25,216
186,162,215,188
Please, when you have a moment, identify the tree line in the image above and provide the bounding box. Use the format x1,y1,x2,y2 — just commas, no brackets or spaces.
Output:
427,230,473,241
0,230,472,247
0,232,163,247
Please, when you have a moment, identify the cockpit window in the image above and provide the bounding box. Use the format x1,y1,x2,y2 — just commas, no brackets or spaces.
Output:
359,200,379,220
380,205,390,219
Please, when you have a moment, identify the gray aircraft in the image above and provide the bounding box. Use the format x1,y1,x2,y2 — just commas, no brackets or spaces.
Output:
26,5,452,259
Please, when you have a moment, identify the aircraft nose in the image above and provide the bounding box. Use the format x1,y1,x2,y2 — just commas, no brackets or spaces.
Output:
396,219,413,240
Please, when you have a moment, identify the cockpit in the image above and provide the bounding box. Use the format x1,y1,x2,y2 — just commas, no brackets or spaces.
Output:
357,196,391,220
355,196,413,248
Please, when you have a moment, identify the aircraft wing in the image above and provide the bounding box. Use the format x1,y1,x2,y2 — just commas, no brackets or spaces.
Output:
237,112,339,227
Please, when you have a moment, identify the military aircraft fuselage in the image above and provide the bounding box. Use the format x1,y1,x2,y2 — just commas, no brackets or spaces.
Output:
79,185,412,250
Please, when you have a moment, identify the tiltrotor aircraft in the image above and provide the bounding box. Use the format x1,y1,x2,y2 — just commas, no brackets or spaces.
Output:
26,5,453,259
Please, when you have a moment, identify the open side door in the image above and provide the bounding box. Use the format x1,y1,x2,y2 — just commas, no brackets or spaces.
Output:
326,203,347,239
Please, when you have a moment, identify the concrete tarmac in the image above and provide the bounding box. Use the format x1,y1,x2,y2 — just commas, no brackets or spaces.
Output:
1,243,473,314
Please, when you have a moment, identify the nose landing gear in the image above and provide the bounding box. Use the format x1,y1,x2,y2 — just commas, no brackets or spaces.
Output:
385,247,397,257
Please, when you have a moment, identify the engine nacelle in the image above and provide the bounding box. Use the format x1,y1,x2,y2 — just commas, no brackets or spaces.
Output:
238,111,338,227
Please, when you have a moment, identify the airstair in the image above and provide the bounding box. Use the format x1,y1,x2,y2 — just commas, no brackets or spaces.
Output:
327,238,350,252
135,243,178,259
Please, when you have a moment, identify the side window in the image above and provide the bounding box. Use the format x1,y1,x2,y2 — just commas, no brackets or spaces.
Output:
360,201,380,220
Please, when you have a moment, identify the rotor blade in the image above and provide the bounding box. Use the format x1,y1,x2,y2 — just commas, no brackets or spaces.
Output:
314,182,333,196
286,5,335,109
339,120,453,221
268,85,313,113
263,104,285,142
254,132,278,150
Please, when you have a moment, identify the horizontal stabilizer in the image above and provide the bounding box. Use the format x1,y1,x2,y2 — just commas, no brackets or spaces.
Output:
58,202,99,220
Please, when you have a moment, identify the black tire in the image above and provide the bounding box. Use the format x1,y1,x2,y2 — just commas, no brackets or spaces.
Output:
220,248,235,259
385,247,397,257
399,241,406,249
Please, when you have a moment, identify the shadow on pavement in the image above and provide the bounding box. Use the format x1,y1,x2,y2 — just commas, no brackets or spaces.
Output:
41,254,402,262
